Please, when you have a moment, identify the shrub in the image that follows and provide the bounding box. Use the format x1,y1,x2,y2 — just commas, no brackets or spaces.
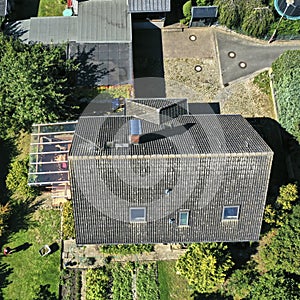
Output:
99,244,154,255
62,201,75,239
86,267,110,300
136,263,160,300
6,156,38,201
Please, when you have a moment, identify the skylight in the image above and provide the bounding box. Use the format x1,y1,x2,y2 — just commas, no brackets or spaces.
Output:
130,207,146,222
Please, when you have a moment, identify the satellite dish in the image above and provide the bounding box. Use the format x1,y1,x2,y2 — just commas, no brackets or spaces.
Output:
269,0,300,42
274,0,300,20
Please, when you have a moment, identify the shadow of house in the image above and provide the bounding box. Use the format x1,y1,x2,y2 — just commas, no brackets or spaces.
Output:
132,22,166,97
248,117,300,202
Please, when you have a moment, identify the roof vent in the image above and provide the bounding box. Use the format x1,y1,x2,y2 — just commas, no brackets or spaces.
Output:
169,218,175,224
165,188,172,195
129,119,142,144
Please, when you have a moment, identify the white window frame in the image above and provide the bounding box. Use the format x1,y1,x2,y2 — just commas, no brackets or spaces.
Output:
222,206,240,221
179,211,190,226
130,207,146,223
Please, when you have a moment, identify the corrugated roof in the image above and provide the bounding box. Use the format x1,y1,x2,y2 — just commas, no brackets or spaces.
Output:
77,0,131,42
0,0,6,16
128,0,171,12
29,17,78,43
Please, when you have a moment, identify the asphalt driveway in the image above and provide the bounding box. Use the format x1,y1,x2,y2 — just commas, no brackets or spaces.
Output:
216,30,300,85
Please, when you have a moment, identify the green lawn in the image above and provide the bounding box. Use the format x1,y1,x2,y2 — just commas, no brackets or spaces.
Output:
158,260,193,300
38,0,66,17
2,208,61,299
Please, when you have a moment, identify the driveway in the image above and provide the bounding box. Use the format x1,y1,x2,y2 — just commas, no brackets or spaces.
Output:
216,29,300,85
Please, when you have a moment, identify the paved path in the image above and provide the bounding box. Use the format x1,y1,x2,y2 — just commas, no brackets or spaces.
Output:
215,29,300,85
162,26,300,87
62,240,186,269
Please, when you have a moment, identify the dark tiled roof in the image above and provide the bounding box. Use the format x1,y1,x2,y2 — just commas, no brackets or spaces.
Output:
126,98,188,124
70,114,273,244
128,0,171,12
70,115,272,157
192,6,218,19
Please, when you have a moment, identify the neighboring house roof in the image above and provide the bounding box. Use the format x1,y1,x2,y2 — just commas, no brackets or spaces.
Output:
28,17,77,44
0,0,7,17
128,0,171,12
191,6,218,19
68,42,133,86
69,112,273,244
78,0,131,42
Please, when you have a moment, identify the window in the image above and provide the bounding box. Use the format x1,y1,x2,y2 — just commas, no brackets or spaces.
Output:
222,206,240,220
179,211,189,226
130,207,146,222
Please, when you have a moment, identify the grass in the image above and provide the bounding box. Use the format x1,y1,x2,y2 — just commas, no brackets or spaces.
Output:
253,71,272,97
2,208,61,299
157,260,193,300
38,0,66,17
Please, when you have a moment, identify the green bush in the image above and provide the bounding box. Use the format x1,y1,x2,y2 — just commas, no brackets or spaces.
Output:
86,267,110,300
6,156,38,201
62,201,75,239
136,263,160,300
111,262,134,300
99,244,154,255
271,50,300,142
183,0,192,17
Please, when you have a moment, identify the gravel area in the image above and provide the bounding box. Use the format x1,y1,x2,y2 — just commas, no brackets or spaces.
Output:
164,58,221,103
162,28,279,119
217,78,276,118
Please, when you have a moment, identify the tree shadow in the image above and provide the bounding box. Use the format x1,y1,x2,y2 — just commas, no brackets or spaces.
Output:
68,42,131,88
33,284,57,300
11,242,32,253
0,262,13,300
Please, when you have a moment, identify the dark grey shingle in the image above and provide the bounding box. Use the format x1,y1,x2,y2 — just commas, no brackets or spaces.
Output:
70,114,273,244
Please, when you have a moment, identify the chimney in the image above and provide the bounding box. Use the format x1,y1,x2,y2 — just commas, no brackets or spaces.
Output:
129,119,142,144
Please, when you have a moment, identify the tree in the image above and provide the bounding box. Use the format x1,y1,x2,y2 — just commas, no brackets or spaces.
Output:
223,261,258,300
214,0,240,28
241,7,274,37
256,204,300,275
0,33,78,139
264,183,298,227
176,243,234,294
249,271,300,300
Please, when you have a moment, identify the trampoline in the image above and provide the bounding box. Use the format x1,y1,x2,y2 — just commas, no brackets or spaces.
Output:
274,0,300,20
